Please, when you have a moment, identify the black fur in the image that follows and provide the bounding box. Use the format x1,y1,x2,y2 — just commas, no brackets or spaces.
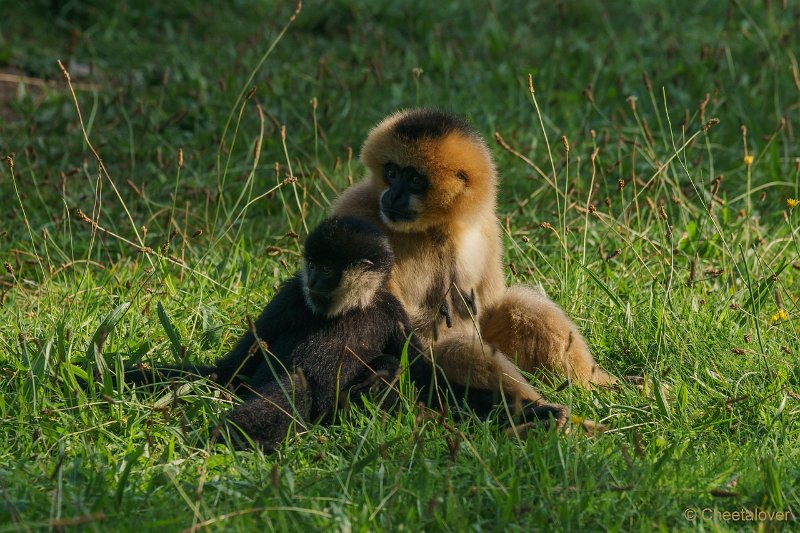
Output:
304,216,393,271
220,273,430,447
392,108,475,141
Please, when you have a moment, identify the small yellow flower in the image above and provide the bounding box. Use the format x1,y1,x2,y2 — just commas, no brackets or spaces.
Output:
743,155,754,167
771,309,788,323
788,198,800,209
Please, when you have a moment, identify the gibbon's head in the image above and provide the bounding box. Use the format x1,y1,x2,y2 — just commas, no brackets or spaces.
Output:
300,217,393,318
360,108,498,233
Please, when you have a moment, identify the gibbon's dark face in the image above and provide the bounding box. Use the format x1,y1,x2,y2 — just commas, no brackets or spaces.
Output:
379,162,429,223
361,109,498,232
300,217,394,317
303,258,343,312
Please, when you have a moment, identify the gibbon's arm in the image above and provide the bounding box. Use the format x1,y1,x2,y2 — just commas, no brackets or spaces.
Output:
120,278,303,389
212,276,303,387
121,362,217,387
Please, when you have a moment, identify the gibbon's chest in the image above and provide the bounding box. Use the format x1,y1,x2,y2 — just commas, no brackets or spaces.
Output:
290,305,393,363
390,226,488,330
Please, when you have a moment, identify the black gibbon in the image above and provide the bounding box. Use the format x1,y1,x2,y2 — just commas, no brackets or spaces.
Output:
128,216,439,450
330,108,618,424
220,216,432,449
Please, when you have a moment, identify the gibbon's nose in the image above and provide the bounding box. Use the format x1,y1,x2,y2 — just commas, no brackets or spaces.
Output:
385,185,402,205
307,270,321,291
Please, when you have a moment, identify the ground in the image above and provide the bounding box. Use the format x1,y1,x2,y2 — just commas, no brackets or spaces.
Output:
0,1,798,531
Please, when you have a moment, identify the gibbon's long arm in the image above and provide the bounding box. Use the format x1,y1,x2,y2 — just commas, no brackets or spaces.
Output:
123,277,301,390
211,276,303,388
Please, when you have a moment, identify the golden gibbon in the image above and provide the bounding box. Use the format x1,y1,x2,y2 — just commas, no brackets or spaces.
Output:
331,109,617,422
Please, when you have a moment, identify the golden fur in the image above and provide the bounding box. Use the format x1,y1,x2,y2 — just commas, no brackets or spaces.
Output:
331,109,616,413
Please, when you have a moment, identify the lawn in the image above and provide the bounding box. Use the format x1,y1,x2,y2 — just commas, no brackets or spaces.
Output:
1,1,798,530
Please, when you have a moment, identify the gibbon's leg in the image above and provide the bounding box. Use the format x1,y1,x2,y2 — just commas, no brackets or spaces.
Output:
433,333,543,402
429,327,569,419
224,371,311,451
433,328,568,408
481,285,617,388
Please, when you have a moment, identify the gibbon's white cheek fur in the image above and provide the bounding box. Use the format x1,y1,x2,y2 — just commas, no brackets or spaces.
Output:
324,265,385,318
298,266,323,316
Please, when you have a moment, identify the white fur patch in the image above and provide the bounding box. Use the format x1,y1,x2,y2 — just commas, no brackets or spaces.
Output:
298,265,321,315
456,226,486,285
325,265,385,318
301,258,386,318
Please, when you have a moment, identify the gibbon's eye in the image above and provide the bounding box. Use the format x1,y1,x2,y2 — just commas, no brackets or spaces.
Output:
384,164,398,182
321,265,332,275
408,172,427,193
307,260,315,271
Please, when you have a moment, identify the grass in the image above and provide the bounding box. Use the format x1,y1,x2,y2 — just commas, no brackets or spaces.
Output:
1,0,799,530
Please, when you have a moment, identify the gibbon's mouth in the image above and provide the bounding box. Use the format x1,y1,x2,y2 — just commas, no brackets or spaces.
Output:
307,289,333,298
380,207,416,222
305,290,333,314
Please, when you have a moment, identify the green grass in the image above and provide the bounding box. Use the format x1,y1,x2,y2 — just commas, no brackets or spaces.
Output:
1,0,799,530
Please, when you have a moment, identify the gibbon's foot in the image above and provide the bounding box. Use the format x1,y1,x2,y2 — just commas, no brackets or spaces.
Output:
568,415,607,436
502,402,568,438
516,401,571,430
506,413,607,439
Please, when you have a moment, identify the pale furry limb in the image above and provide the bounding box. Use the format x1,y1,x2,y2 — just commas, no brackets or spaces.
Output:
431,332,544,405
481,285,618,388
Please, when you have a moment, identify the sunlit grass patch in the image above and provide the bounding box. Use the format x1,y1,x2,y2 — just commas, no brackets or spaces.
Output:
1,1,798,530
